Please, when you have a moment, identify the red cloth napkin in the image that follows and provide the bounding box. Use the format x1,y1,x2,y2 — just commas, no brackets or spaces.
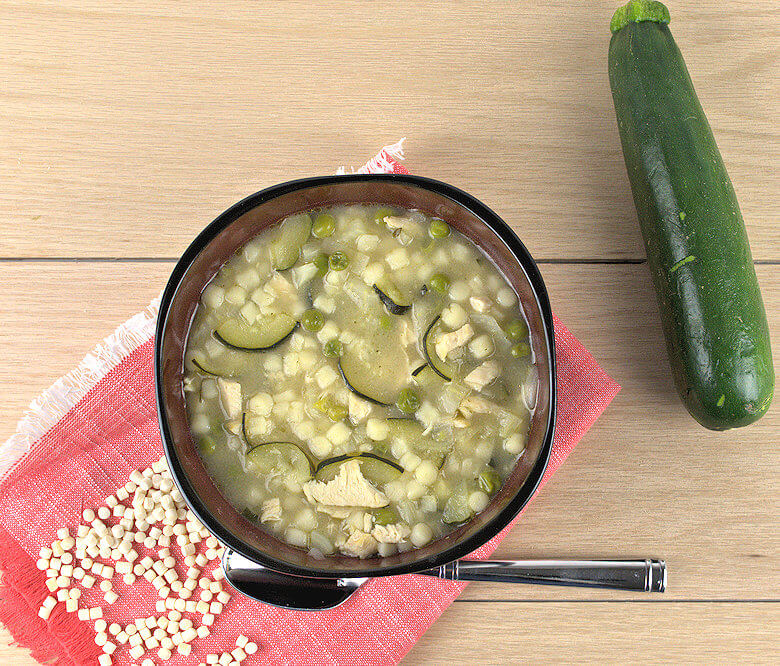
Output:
0,143,619,666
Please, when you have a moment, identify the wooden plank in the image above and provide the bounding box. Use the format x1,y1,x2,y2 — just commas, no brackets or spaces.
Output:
0,262,776,604
0,261,173,439
0,1,777,260
406,602,780,664
0,602,775,665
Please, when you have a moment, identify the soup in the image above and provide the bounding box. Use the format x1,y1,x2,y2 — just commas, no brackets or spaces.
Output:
184,205,537,559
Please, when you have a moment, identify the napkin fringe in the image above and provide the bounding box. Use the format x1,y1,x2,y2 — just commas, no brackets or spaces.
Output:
0,586,72,666
337,138,407,175
0,523,100,665
0,297,160,482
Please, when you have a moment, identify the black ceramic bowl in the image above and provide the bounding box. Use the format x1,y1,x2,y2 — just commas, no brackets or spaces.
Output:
155,174,556,579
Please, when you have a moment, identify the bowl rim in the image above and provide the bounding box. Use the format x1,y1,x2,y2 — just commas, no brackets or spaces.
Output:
155,173,557,578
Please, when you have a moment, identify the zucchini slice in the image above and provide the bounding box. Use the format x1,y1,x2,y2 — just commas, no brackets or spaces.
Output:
339,340,407,406
268,213,312,270
373,279,412,315
190,351,246,378
411,363,427,377
423,316,454,381
241,412,269,448
412,363,446,392
214,314,298,351
191,356,218,376
385,418,426,441
386,418,450,467
315,453,403,486
190,354,235,377
338,357,389,406
245,442,313,483
343,276,380,314
442,485,474,525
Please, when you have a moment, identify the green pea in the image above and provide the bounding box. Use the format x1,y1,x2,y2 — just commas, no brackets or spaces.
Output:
312,213,336,238
323,339,343,358
313,254,329,276
372,507,400,526
301,308,324,332
478,468,502,495
396,388,420,414
429,219,450,239
429,273,450,294
372,206,394,225
511,342,531,358
199,436,216,455
327,404,348,421
328,251,349,271
314,394,347,421
505,319,529,341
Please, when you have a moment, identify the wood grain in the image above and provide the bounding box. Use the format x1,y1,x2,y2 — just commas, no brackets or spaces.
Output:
407,602,780,664
0,262,776,607
1,1,778,663
0,1,777,260
0,602,777,665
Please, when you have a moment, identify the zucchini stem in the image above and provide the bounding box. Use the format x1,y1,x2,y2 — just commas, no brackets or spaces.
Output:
610,1,670,34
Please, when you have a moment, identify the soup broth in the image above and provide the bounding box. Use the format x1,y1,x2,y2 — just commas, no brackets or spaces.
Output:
184,205,537,559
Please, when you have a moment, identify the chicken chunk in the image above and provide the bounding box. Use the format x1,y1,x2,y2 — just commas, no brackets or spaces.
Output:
315,505,352,520
451,413,469,428
343,275,376,311
469,296,491,313
224,417,243,436
457,395,500,417
455,395,524,437
372,523,411,544
453,394,502,426
399,319,417,347
302,459,389,508
345,510,374,534
260,498,282,523
435,324,474,362
463,360,500,391
338,530,378,559
382,215,413,231
216,377,242,419
438,380,472,415
261,272,303,316
291,262,319,289
415,401,440,433
266,272,296,297
348,392,373,424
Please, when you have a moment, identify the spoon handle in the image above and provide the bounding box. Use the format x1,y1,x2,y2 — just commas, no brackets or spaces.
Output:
418,559,666,592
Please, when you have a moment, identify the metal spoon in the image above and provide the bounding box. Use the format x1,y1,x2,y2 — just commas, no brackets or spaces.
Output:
222,551,666,611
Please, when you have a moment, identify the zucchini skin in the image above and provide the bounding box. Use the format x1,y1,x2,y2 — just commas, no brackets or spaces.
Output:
608,20,773,430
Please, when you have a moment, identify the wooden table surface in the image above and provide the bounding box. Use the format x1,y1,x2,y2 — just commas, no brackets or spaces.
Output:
1,1,777,663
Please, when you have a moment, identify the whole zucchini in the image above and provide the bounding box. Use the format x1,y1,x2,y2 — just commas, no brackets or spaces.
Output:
608,1,773,430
